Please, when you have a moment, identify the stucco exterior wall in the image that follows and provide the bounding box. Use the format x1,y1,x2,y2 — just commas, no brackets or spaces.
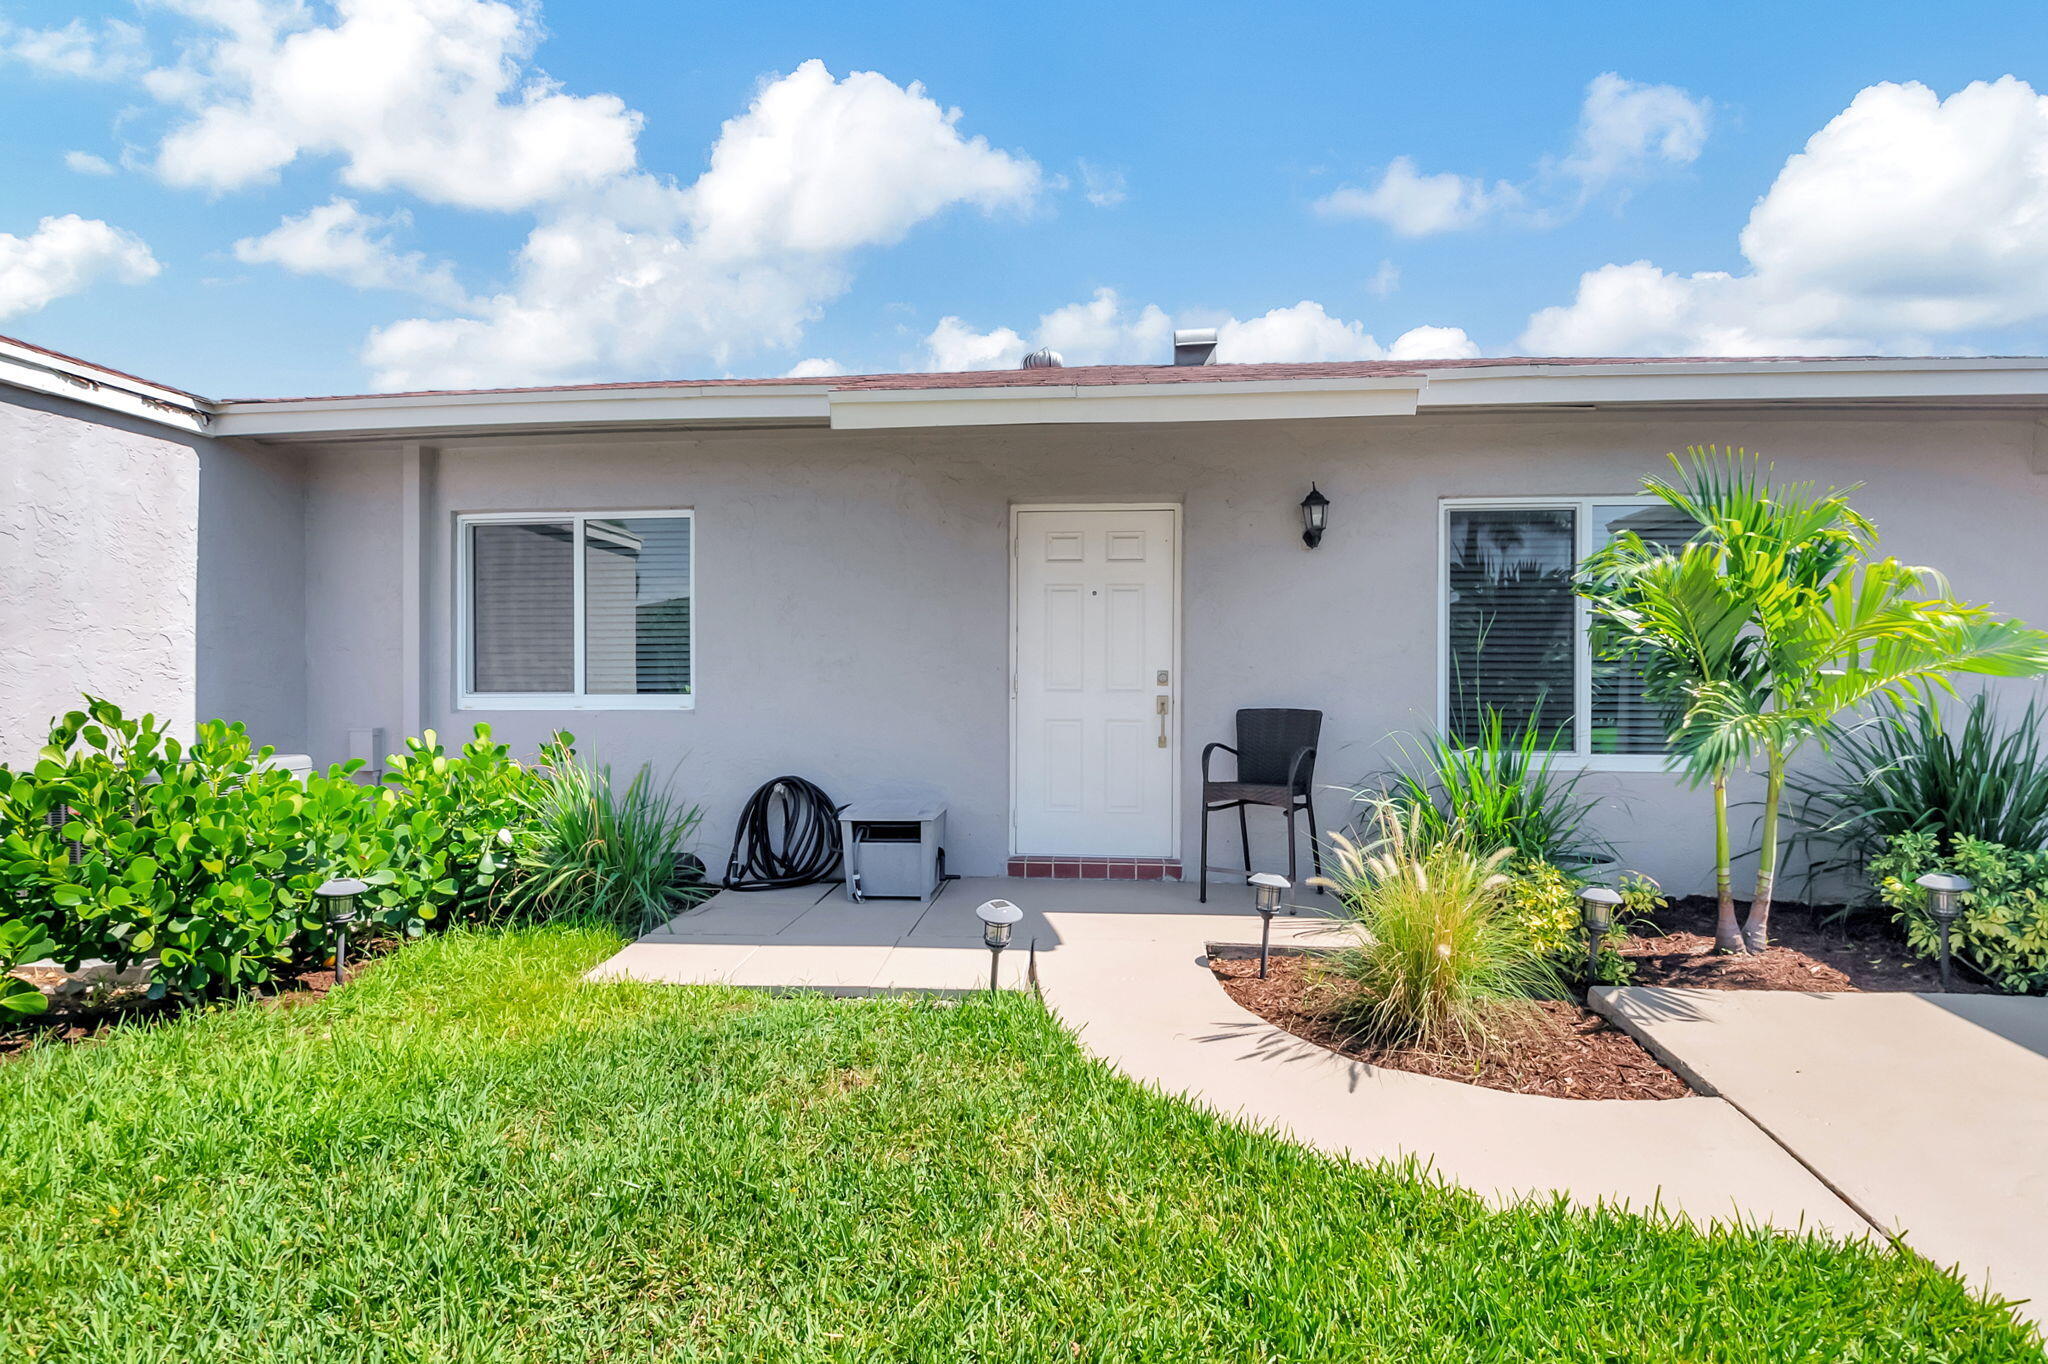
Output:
295,409,2048,895
0,387,305,765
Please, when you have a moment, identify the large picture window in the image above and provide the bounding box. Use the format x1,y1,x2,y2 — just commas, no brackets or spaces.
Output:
459,510,694,709
1441,498,1694,762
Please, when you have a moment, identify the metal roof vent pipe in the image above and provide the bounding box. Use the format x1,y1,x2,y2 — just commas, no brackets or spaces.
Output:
1173,327,1218,366
1020,348,1063,369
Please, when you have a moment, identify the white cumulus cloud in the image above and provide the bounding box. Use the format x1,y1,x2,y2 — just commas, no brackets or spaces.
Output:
0,215,160,320
2,17,149,80
784,357,844,377
1520,78,2048,355
921,291,1477,370
145,0,643,210
233,198,469,306
63,151,117,176
1318,72,1708,235
362,59,1041,388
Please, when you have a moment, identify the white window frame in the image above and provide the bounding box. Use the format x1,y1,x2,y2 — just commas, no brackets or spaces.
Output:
1437,495,1669,771
456,508,696,711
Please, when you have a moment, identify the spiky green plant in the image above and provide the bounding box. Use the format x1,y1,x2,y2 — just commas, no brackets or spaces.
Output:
507,746,703,935
1375,709,1610,867
1791,690,2048,879
1312,803,1564,1051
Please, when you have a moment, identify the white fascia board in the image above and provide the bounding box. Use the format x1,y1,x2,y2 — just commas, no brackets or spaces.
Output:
1418,359,2048,409
827,375,1424,429
0,338,209,435
209,384,832,437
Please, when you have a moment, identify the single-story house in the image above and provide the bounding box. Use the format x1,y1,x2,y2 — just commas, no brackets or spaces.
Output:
6,329,2048,895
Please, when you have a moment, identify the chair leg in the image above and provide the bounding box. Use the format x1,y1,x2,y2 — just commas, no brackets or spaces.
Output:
1237,806,1251,875
1285,806,1298,911
1198,802,1210,904
1306,793,1324,893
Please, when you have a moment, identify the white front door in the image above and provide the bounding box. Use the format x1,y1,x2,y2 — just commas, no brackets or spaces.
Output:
1012,507,1178,857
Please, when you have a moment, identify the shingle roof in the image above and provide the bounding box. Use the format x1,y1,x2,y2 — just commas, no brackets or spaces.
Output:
218,355,1883,405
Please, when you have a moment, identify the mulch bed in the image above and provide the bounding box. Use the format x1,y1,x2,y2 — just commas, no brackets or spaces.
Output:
1622,896,1996,994
1209,951,1691,1101
1,949,381,1061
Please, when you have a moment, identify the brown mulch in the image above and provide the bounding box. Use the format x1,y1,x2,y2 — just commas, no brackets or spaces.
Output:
1,949,381,1061
1209,950,1691,1101
1622,896,1997,994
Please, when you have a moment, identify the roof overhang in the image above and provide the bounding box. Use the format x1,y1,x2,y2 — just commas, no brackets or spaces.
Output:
824,374,1426,429
0,335,209,435
32,352,2048,443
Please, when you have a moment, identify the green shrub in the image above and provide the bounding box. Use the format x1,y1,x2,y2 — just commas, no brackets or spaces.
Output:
346,726,549,937
1498,859,1658,985
1313,804,1565,1049
0,699,555,1003
1870,831,2048,993
1373,709,1610,866
0,700,360,999
1791,691,2048,885
506,741,704,934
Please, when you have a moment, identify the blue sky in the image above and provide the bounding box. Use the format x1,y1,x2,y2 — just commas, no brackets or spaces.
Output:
5,1,2048,397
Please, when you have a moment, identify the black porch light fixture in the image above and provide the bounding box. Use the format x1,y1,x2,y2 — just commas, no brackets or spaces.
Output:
1299,484,1330,549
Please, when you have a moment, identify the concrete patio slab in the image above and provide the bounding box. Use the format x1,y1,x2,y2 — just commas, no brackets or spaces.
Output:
1593,986,2048,1319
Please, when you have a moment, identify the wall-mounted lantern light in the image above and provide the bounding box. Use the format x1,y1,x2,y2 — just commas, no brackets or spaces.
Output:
1915,872,1972,992
1300,484,1330,549
975,898,1023,994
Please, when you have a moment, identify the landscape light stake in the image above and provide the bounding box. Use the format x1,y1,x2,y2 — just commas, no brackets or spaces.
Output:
1577,886,1622,987
1915,872,1972,992
975,899,1022,995
1248,872,1290,979
315,878,369,985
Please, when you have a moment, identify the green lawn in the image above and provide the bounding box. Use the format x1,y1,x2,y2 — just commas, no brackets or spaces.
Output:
0,927,2035,1362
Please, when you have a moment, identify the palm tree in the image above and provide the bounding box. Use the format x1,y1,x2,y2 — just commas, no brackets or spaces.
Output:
1580,533,1762,952
1726,558,2048,949
1589,448,2048,952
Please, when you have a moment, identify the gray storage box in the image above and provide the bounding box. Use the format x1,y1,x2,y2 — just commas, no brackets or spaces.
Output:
838,802,946,901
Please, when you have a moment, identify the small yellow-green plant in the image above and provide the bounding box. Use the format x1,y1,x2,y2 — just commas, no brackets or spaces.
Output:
1497,859,1658,985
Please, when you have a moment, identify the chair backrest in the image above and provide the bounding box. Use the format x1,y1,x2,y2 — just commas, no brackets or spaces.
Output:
1234,708,1322,787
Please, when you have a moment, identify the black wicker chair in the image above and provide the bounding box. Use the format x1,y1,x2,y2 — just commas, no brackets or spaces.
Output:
1199,708,1323,904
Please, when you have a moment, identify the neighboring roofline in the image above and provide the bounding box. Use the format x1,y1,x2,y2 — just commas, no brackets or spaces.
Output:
0,334,210,435
13,330,2048,441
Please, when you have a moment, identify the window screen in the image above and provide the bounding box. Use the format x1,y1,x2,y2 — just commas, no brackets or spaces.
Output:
1445,506,1578,749
463,512,693,702
585,516,692,695
1590,503,1698,755
469,521,574,693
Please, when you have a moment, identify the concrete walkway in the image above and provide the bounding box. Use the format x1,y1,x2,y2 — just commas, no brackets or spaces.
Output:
1595,987,2048,1316
593,878,1868,1238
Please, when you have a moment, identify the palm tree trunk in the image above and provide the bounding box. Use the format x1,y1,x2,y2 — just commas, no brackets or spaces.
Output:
1712,770,1743,953
1744,751,1786,953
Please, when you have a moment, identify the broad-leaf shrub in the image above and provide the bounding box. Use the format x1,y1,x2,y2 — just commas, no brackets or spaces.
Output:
1871,831,2048,993
0,699,555,1002
1500,859,1660,985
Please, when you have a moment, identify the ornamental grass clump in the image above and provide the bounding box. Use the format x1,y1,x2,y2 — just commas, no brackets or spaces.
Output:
1313,803,1564,1051
507,741,704,935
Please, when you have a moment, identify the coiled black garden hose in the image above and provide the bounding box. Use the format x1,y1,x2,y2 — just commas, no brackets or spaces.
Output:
721,776,844,891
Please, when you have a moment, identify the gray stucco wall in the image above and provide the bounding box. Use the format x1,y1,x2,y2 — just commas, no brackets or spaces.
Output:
294,409,2048,896
0,386,305,765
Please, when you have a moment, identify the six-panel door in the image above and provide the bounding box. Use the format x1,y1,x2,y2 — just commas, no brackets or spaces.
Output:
1012,507,1178,857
